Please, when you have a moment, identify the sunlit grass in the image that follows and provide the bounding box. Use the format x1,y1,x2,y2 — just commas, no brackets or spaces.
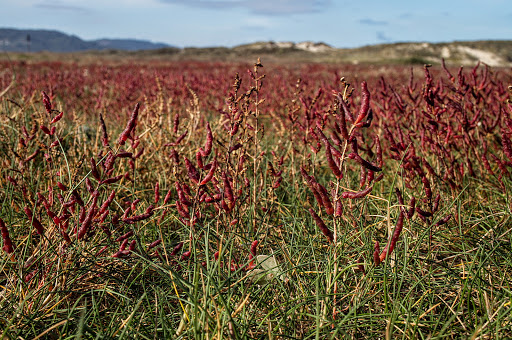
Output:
0,58,511,339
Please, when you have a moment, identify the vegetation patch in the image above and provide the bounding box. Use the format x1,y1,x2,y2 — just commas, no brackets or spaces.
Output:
0,57,511,338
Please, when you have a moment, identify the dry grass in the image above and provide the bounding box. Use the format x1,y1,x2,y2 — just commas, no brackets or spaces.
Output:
0,56,511,339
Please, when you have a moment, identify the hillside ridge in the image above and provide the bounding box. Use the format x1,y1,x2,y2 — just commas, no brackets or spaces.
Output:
0,28,171,52
1,28,511,66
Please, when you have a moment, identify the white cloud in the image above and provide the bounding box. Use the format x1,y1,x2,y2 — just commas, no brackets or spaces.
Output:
159,0,331,15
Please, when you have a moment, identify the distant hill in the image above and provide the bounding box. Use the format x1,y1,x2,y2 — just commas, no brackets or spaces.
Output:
227,40,512,67
144,40,512,67
343,41,512,67
233,41,334,53
0,28,171,52
1,28,511,67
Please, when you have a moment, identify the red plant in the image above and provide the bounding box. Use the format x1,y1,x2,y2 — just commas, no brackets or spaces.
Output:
23,207,45,235
308,208,333,243
376,211,405,265
0,218,15,254
118,103,140,145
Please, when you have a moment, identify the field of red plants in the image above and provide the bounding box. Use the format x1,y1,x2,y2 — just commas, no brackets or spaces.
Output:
0,57,511,338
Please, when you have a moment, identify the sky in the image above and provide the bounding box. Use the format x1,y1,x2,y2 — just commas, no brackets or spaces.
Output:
2,0,512,48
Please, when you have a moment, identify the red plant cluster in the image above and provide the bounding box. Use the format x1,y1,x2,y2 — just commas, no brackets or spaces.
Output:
1,58,511,281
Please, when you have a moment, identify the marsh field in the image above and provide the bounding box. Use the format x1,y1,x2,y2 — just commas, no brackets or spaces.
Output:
0,54,511,339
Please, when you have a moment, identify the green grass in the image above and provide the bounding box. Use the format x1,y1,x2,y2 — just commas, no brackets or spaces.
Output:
0,59,511,339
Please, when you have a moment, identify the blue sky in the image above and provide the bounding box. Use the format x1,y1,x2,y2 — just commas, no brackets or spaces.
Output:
2,0,512,48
